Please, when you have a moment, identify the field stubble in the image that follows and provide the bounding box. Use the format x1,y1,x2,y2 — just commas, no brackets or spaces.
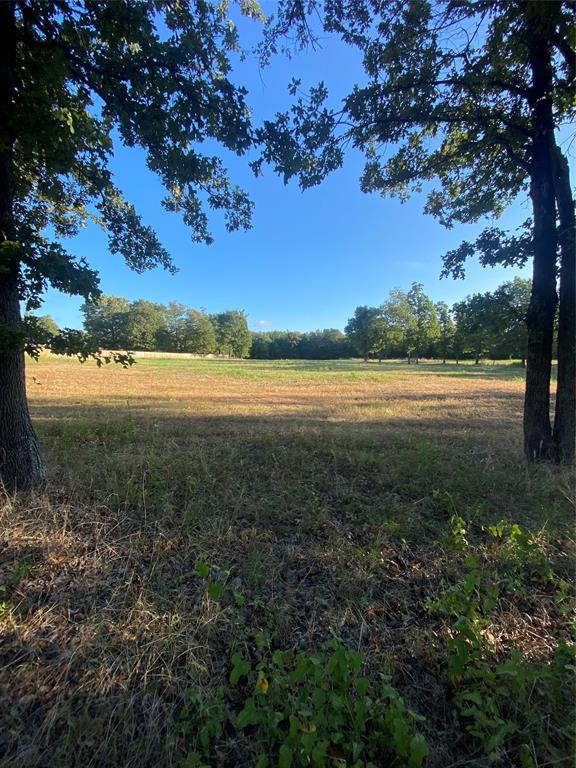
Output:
0,357,573,767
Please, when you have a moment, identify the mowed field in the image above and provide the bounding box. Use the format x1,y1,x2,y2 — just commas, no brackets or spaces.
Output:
1,357,574,768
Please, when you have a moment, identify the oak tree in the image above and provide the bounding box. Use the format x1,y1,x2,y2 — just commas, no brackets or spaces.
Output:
211,310,252,357
182,309,218,355
380,288,415,360
0,0,262,489
435,301,455,364
406,282,440,363
345,305,383,361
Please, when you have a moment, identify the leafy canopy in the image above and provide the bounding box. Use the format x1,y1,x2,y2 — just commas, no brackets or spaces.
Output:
5,0,264,352
256,0,574,270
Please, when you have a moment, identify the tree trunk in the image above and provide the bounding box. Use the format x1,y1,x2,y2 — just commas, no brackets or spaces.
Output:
524,159,558,461
0,1,45,491
523,1,559,462
0,271,45,491
552,145,575,463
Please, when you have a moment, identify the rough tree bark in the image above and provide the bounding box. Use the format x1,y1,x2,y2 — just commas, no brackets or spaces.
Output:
523,1,559,461
0,1,46,491
552,145,576,463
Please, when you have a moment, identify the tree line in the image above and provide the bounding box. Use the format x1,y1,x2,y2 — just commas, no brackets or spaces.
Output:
80,297,252,358
250,329,352,360
344,279,531,365
32,276,532,364
31,299,353,361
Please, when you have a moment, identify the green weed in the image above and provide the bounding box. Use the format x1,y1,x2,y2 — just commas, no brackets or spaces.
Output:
181,637,428,768
430,516,575,764
455,642,575,765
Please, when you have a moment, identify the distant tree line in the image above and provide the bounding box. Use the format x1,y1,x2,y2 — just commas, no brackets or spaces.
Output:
345,279,532,364
80,297,252,357
250,329,353,359
30,277,531,363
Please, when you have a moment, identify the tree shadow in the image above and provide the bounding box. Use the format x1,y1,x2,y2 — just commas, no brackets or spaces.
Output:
1,390,571,767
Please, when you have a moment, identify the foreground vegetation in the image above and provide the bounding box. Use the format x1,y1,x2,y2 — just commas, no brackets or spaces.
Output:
1,357,574,767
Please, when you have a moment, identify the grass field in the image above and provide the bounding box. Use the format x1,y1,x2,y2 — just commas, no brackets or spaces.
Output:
1,357,574,768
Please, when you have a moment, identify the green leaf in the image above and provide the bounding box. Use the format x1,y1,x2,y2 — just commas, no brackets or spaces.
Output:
254,631,269,649
408,734,429,768
208,582,224,600
235,698,260,729
288,714,301,737
195,557,210,578
279,744,293,768
230,653,251,685
272,650,285,667
182,751,202,767
312,740,329,764
392,714,410,757
458,691,484,705
519,744,536,768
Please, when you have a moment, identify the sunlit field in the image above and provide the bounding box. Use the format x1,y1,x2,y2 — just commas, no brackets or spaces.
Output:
1,356,573,768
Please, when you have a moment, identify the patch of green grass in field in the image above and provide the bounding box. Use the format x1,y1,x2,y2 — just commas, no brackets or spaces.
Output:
132,356,534,382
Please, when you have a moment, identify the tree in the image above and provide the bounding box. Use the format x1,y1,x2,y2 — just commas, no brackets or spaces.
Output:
182,310,218,355
435,302,454,364
269,331,303,359
212,311,252,358
124,300,166,351
406,282,440,363
456,293,494,365
250,333,272,359
250,329,352,360
345,306,383,361
367,317,390,363
451,302,469,366
299,329,351,359
82,296,130,349
258,0,575,462
380,289,414,360
155,302,188,352
489,278,531,364
27,314,60,338
0,0,262,489
449,282,531,365
21,313,61,354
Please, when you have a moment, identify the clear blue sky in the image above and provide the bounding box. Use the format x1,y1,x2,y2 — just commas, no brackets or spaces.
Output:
41,10,532,333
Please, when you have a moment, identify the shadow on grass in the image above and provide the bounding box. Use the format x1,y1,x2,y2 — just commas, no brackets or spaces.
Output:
2,395,573,768
27,394,569,539
0,473,452,768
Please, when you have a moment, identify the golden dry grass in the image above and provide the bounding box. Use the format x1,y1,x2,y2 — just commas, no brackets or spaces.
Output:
0,356,573,767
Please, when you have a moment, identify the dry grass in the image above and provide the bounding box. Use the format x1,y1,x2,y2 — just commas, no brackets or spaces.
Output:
0,357,573,767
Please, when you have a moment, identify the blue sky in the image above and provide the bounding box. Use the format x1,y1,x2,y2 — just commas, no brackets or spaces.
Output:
41,8,532,333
